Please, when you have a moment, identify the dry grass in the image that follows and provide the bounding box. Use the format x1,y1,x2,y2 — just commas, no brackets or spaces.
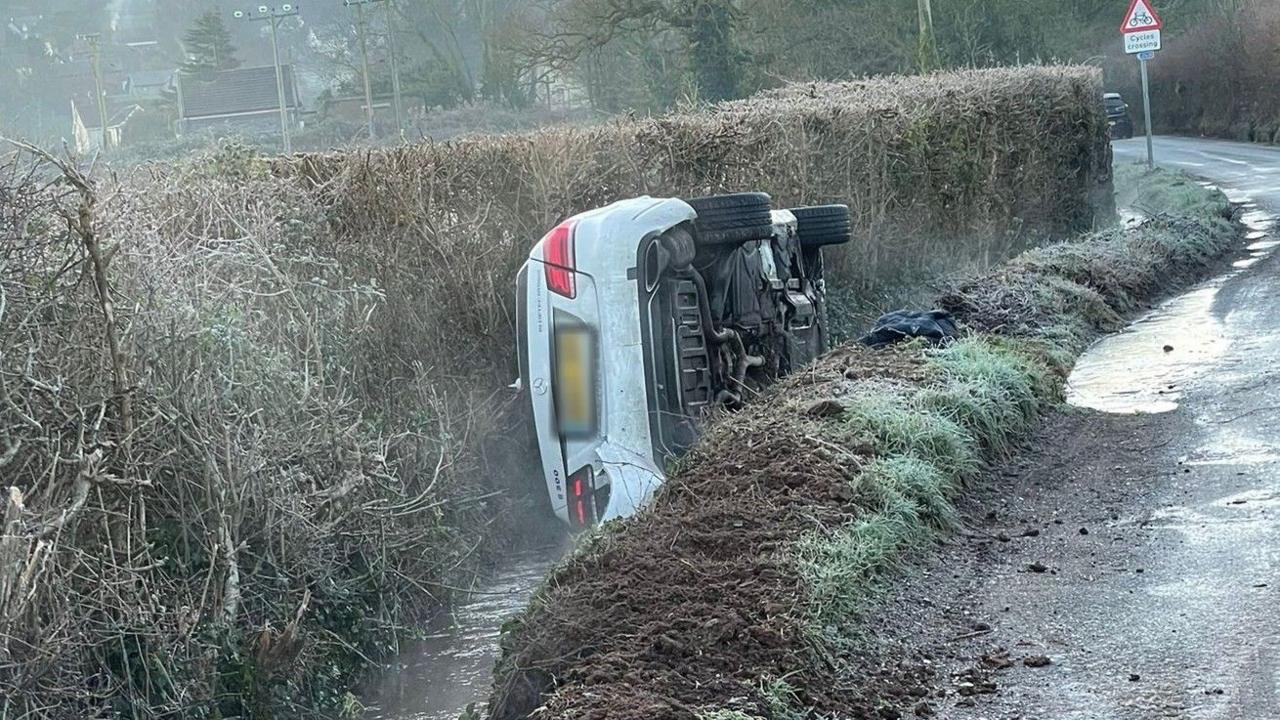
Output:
0,145,503,718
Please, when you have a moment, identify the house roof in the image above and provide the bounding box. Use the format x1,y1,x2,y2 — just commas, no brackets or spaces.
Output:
178,65,300,119
72,97,142,129
127,69,174,88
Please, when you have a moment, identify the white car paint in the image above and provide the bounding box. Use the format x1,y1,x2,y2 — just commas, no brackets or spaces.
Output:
521,196,696,525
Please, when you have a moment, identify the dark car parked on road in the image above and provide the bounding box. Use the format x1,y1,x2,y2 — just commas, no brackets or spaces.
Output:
1105,92,1135,139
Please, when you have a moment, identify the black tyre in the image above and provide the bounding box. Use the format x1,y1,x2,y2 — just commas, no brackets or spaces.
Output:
686,192,776,245
791,204,852,247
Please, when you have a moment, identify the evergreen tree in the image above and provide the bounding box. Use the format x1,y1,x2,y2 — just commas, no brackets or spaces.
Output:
180,11,241,74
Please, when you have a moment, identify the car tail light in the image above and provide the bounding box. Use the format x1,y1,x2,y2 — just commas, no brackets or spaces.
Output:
541,220,577,298
567,465,595,527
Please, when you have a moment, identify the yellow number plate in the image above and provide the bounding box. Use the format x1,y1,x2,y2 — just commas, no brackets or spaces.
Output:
554,325,596,437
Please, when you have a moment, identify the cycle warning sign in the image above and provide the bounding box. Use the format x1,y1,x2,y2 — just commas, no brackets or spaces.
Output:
1121,0,1162,33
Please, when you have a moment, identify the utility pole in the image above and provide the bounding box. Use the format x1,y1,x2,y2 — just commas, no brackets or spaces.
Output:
384,0,404,137
78,33,111,151
344,0,405,139
916,0,939,72
355,0,376,140
233,4,300,154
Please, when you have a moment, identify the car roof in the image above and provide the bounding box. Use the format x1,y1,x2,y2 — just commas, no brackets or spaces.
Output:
1103,92,1123,99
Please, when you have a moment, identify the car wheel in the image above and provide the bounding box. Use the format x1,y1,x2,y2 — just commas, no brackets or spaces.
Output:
792,205,852,247
686,192,776,245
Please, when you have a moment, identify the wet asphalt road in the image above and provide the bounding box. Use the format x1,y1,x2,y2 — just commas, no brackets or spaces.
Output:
873,136,1280,720
1114,135,1280,205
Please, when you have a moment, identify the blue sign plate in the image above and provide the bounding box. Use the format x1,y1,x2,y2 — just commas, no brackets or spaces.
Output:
1137,50,1156,60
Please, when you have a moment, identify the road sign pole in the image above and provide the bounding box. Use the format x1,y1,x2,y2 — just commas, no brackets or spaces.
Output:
1121,0,1161,169
1140,56,1154,169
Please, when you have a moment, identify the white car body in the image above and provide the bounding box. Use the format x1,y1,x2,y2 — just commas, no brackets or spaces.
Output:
518,196,695,525
517,193,837,527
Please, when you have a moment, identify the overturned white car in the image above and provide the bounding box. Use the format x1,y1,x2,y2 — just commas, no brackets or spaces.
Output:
515,193,850,527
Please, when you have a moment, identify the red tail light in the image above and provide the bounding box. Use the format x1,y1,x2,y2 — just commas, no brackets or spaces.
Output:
567,465,595,527
541,220,577,298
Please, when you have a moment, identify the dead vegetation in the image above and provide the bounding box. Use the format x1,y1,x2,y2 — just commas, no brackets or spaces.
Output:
483,168,1241,720
271,65,1111,348
0,65,1111,718
0,144,503,718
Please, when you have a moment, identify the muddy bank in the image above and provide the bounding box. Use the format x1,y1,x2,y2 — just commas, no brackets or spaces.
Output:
483,167,1243,720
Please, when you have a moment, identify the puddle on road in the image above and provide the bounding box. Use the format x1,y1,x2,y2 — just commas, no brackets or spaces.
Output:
1145,487,1278,542
366,541,570,720
1183,442,1280,467
1065,285,1228,413
1067,204,1276,414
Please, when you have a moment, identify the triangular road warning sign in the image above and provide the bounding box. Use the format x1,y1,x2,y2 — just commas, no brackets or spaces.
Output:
1122,0,1163,32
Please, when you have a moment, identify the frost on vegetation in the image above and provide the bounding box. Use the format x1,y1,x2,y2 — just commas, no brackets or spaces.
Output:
832,389,978,481
1115,165,1232,221
920,339,1047,453
0,142,483,718
697,677,807,720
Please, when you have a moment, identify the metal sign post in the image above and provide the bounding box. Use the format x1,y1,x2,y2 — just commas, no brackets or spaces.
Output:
1121,0,1163,169
1139,52,1155,169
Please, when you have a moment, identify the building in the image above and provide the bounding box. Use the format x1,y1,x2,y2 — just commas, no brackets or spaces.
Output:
324,94,397,126
70,98,142,153
125,70,175,99
176,65,300,136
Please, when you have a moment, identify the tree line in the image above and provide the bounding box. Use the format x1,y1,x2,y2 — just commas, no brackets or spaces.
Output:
0,0,1265,145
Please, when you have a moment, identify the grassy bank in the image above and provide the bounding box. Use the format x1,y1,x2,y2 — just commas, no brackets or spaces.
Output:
485,165,1238,720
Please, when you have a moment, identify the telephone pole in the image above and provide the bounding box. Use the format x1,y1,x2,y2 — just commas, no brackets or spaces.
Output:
384,0,404,136
344,0,405,138
917,0,939,72
354,0,376,140
77,33,111,151
233,4,300,154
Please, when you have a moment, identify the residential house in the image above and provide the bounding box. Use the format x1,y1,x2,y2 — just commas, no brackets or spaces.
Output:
125,69,175,99
70,98,142,153
176,65,301,137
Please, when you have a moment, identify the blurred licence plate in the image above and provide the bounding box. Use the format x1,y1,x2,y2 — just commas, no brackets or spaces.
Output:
554,325,597,438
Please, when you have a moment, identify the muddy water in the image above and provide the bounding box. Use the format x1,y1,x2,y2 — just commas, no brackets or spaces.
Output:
1066,196,1275,414
367,538,571,720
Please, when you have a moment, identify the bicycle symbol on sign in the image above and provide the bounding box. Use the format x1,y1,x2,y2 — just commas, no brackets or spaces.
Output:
1129,9,1154,26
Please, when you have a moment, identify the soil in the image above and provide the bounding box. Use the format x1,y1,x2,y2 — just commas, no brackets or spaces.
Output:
486,348,938,720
